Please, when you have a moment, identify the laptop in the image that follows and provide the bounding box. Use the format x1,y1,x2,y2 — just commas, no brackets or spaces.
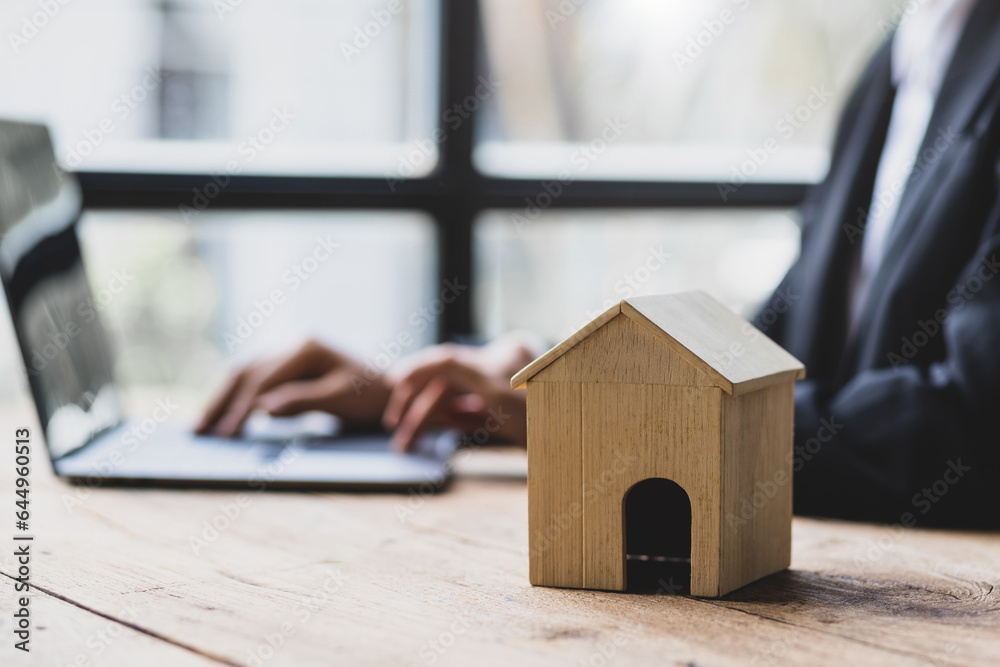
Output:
0,119,456,490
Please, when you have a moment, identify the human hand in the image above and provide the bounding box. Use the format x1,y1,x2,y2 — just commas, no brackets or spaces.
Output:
381,333,542,451
194,339,390,437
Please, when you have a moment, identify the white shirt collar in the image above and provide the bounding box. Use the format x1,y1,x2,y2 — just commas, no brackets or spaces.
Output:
891,0,978,94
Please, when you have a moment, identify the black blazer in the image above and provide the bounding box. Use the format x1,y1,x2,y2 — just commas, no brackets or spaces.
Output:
759,0,1000,528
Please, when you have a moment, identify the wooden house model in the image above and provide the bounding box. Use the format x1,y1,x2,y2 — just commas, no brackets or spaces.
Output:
511,291,805,597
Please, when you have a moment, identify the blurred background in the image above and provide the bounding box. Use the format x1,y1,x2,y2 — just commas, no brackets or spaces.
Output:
0,0,897,418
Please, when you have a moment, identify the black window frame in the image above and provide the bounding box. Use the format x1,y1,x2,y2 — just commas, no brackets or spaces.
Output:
77,0,808,342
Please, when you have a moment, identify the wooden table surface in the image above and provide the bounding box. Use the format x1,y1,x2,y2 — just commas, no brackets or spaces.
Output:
1,428,999,666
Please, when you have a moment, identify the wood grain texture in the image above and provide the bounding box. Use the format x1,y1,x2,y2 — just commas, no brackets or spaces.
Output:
1,398,997,666
719,382,794,596
511,292,806,395
0,575,221,667
526,382,584,588
532,313,712,387
510,302,620,389
1,449,999,665
519,292,800,597
622,292,806,395
581,383,723,595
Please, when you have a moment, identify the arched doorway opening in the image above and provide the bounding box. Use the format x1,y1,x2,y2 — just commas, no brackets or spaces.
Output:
623,477,692,594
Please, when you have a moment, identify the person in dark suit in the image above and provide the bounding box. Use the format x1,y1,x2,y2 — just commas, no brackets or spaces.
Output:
198,0,1000,528
759,0,1000,527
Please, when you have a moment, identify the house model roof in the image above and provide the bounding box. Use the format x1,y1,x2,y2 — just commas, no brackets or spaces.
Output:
511,291,805,396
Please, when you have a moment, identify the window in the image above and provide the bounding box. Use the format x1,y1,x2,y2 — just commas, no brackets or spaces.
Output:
475,0,899,182
77,211,437,407
0,0,901,410
1,0,439,175
474,209,800,342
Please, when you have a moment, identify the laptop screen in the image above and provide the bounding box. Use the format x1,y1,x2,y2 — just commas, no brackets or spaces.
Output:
0,119,123,460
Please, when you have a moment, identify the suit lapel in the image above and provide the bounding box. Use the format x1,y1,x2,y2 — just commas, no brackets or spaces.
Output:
878,0,1000,262
851,0,1000,348
792,47,896,380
